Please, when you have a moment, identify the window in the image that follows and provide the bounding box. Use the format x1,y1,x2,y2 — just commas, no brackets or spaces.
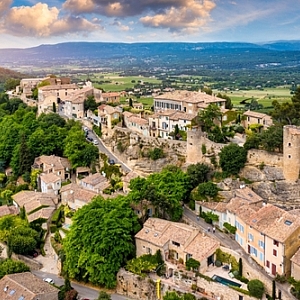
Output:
258,240,265,249
172,241,180,247
266,260,270,268
273,240,279,247
248,233,254,242
273,249,277,257
247,116,250,121
288,142,291,147
146,247,152,254
259,252,264,262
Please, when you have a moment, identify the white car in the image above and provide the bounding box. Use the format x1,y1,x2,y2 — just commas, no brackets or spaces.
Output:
43,278,54,284
93,140,99,145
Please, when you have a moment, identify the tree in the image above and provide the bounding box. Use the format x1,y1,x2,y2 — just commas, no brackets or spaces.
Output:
239,258,243,276
197,182,219,199
217,93,233,110
129,167,191,221
185,258,200,271
174,124,180,140
129,98,133,107
84,95,98,112
0,258,30,279
38,113,66,128
98,291,111,300
187,163,210,189
63,196,140,288
260,125,283,152
219,143,247,175
64,127,99,168
247,279,264,299
4,78,20,91
52,102,56,112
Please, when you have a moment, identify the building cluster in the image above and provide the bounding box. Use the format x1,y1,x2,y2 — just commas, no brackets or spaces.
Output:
196,186,300,280
15,77,274,140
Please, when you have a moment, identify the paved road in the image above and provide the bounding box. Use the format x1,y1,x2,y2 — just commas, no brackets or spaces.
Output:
87,130,132,173
33,270,134,300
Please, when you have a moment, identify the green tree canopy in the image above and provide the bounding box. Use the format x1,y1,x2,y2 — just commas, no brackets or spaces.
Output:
247,279,264,299
84,95,98,112
187,163,210,189
97,291,112,300
63,196,140,288
219,143,247,175
0,259,30,279
129,166,191,221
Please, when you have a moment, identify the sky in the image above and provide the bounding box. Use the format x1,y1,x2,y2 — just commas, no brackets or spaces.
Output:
0,0,300,48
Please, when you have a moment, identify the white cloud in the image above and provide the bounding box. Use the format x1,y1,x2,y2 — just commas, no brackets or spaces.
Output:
0,0,12,16
0,2,99,37
140,0,215,33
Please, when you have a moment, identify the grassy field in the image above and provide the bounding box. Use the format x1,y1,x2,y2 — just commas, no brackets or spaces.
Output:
78,73,162,92
221,88,292,107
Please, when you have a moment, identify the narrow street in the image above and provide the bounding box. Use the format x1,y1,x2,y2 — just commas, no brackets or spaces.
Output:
87,129,132,173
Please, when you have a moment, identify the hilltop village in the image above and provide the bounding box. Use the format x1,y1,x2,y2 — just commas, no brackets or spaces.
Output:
0,75,300,300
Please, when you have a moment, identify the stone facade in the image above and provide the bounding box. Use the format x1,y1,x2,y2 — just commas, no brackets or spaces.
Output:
283,125,300,182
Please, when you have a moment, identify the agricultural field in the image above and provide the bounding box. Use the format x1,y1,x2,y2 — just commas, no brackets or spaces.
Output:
220,87,292,108
78,72,162,92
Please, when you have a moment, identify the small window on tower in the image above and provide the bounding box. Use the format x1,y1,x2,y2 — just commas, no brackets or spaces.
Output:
288,143,291,147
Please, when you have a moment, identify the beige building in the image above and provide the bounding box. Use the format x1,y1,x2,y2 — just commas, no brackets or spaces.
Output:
291,248,300,280
135,218,220,275
98,104,121,129
40,172,61,195
12,190,58,211
0,272,58,300
61,183,97,210
101,92,120,103
33,155,71,181
154,90,226,114
79,173,110,194
148,110,196,138
38,83,78,115
243,110,273,131
123,112,149,136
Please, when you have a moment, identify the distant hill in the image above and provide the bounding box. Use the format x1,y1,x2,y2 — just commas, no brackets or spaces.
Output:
1,41,300,73
0,66,24,83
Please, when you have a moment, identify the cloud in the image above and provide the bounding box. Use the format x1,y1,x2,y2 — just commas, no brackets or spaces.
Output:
0,0,12,16
111,20,130,31
0,2,99,37
140,0,215,32
63,0,216,33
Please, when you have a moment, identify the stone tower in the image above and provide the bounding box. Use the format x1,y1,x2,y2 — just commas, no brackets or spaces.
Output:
186,127,205,164
283,125,300,181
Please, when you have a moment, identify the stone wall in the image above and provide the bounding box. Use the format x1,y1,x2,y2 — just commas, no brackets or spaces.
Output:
246,149,283,167
11,253,42,271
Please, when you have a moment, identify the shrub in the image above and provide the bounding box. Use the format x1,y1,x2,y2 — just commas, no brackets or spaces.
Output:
185,258,200,271
197,182,219,199
201,144,207,154
215,260,222,267
247,279,264,299
149,147,165,160
223,222,237,234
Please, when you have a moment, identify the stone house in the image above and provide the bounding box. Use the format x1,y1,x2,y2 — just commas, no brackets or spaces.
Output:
244,205,300,276
12,191,57,225
148,110,196,138
61,183,97,210
0,272,58,299
135,218,220,275
154,90,226,114
123,112,149,136
33,155,71,181
38,83,78,115
242,110,273,131
132,102,144,110
291,247,300,280
101,92,120,103
79,173,110,194
98,104,121,129
40,172,61,195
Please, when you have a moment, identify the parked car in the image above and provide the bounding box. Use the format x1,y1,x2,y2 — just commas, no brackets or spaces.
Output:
93,139,99,145
87,136,93,142
108,159,115,165
43,278,54,284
